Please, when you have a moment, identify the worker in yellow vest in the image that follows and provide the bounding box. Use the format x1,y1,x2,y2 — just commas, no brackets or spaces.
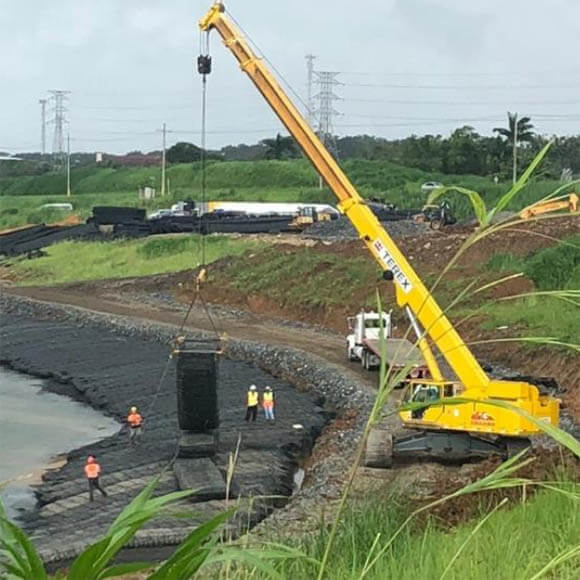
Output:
245,384,259,422
262,386,275,421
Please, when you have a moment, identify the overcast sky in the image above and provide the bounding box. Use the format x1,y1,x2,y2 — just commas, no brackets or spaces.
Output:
1,0,579,154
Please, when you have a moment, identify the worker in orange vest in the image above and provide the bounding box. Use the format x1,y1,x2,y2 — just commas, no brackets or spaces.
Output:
127,406,143,445
245,385,259,422
262,386,275,421
84,456,107,502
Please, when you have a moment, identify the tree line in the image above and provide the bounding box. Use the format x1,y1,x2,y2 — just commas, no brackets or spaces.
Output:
219,113,579,180
2,114,579,180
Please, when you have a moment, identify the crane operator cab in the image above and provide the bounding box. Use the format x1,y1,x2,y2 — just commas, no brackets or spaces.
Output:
400,380,461,422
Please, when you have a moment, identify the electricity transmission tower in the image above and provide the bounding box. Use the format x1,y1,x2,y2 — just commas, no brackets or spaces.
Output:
38,99,47,155
48,90,71,169
305,54,316,126
313,71,341,157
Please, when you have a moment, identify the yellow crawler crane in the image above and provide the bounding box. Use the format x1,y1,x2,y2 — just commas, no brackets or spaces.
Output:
199,2,559,465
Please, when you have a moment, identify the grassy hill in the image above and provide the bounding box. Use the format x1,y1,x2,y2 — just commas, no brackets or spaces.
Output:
0,159,569,229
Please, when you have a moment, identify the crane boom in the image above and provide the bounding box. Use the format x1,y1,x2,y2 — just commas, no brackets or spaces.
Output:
199,2,488,389
199,3,559,445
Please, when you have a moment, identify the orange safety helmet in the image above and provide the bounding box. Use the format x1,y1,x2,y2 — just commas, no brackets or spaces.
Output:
87,456,96,464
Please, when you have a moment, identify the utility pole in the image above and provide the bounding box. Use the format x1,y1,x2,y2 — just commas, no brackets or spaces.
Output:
512,113,518,185
48,90,71,169
161,122,167,197
66,132,71,197
305,54,316,127
38,99,47,155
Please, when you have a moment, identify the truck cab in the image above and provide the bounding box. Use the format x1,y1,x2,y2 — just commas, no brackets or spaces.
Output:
346,310,392,366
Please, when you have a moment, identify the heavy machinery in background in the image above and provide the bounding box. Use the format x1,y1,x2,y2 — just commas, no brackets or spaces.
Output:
199,2,560,465
346,310,428,379
519,193,578,220
289,205,335,230
367,200,457,230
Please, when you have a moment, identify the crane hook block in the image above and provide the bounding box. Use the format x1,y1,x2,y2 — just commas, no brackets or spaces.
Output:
197,55,212,75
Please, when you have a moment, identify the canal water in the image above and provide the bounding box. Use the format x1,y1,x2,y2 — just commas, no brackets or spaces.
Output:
0,367,119,521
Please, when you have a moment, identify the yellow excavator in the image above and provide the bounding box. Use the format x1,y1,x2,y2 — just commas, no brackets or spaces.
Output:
199,2,560,465
519,193,578,220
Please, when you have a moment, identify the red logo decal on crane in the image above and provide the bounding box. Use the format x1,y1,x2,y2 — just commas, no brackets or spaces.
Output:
471,411,495,426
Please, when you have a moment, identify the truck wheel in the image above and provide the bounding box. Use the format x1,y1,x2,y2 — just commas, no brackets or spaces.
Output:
363,351,371,371
364,428,393,468
430,218,442,231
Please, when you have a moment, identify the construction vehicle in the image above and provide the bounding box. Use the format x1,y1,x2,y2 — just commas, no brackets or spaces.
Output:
346,310,429,380
519,193,578,220
415,200,457,230
290,205,334,230
368,200,457,230
199,2,560,465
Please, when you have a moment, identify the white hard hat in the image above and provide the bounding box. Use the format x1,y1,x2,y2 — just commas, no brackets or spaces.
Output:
250,385,257,391
131,406,137,413
265,386,272,391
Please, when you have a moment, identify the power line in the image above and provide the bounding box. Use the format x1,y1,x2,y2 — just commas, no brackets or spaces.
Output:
343,82,580,90
338,68,580,78
343,97,580,106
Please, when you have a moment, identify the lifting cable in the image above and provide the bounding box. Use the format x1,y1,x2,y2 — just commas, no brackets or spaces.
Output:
140,29,223,425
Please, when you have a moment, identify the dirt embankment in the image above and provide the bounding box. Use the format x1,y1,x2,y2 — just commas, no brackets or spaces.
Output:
9,217,574,414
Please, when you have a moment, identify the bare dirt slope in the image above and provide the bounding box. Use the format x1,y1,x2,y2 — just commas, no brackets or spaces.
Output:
5,216,577,410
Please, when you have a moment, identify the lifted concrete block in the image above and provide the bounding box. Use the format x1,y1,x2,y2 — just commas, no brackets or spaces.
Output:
173,458,227,502
175,338,220,432
178,430,217,458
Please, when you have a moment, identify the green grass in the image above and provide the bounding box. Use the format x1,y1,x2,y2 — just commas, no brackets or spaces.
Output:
261,483,580,580
225,247,380,308
478,237,580,346
10,235,262,285
479,296,579,346
0,160,569,229
486,235,580,291
485,253,527,273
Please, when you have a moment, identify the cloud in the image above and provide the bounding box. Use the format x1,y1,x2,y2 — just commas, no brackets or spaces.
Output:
0,0,578,153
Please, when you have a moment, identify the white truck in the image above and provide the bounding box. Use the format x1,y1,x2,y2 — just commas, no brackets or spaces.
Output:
346,310,429,380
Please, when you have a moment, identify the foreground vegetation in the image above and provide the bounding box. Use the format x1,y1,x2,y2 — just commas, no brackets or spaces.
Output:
263,482,580,580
